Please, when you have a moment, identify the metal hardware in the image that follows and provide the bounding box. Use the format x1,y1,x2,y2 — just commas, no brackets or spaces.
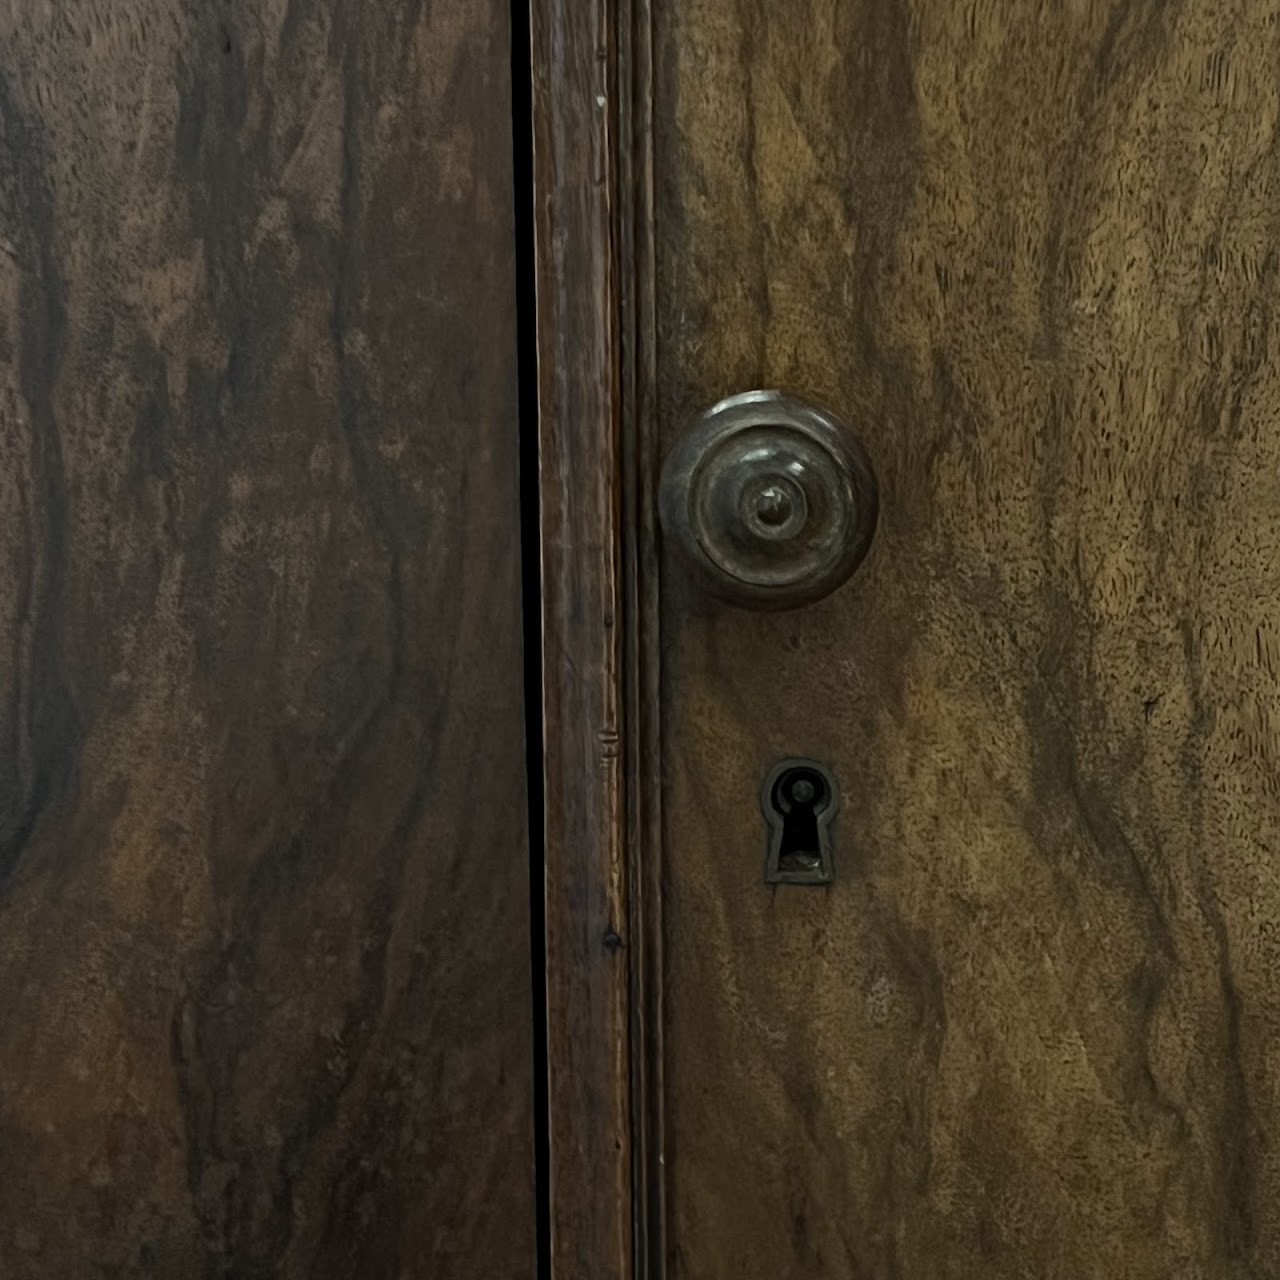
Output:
659,390,878,609
762,758,839,885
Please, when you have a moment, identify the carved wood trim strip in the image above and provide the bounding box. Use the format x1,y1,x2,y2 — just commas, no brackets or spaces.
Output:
531,0,661,1271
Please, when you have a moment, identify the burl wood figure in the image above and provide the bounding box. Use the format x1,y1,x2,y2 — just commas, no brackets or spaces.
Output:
0,2,534,1277
652,1,1280,1277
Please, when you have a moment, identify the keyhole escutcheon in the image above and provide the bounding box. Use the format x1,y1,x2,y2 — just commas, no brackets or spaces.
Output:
762,759,839,885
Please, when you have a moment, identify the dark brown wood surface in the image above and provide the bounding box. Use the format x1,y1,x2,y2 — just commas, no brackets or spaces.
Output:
653,2,1280,1276
0,2,533,1276
531,0,635,1274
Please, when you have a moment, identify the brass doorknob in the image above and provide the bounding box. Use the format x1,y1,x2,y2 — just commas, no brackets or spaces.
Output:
659,390,879,609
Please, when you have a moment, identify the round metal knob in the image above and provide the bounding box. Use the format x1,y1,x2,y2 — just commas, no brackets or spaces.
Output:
659,390,879,609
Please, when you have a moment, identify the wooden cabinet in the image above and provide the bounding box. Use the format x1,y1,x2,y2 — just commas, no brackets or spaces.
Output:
5,0,1280,1276
540,1,1280,1277
0,1,533,1276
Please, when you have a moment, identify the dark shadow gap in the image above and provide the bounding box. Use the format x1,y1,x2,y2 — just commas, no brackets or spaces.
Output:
509,1,551,1276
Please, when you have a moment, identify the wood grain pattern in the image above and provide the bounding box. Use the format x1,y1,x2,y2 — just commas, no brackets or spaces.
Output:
531,0,635,1274
654,2,1280,1275
617,0,667,1272
0,2,533,1276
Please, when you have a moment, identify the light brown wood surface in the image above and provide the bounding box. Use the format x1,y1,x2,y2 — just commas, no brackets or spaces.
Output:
0,2,534,1275
654,2,1280,1275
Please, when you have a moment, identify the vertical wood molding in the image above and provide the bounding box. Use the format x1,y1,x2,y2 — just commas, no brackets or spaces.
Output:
531,0,630,1274
531,0,662,1272
616,0,665,1273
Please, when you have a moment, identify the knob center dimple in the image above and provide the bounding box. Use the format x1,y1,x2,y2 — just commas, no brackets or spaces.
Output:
753,483,793,527
740,472,807,542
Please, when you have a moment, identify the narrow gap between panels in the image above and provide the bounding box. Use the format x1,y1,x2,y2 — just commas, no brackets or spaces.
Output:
508,0,552,1276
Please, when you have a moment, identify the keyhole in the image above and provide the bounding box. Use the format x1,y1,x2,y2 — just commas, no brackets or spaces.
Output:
762,759,839,885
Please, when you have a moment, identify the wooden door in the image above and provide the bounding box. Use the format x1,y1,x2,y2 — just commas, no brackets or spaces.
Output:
0,2,534,1276
544,1,1280,1275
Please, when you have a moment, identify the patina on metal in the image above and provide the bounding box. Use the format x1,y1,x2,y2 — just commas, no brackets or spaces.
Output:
658,390,879,609
761,758,839,886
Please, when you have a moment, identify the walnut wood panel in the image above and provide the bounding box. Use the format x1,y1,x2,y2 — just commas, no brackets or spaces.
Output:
654,3,1280,1276
0,2,533,1276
